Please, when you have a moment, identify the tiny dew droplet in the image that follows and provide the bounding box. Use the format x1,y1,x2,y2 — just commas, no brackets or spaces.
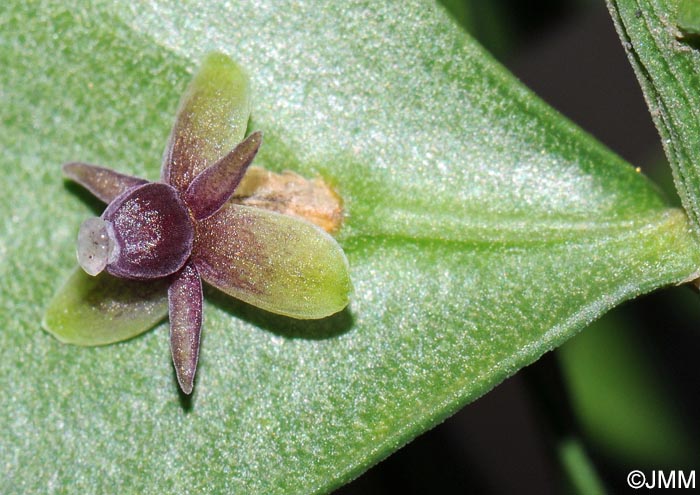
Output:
77,217,115,276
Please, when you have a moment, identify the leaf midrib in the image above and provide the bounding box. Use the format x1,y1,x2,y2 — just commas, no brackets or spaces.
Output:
342,208,688,248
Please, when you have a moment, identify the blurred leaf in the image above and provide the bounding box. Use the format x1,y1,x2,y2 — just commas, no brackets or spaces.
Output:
559,438,606,495
607,0,700,232
2,1,700,493
438,0,513,57
559,304,696,467
677,0,700,36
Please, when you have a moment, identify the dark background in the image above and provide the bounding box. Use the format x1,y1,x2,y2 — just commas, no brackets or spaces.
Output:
336,1,700,493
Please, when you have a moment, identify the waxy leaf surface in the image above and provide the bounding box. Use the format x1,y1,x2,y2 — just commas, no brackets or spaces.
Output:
2,1,700,494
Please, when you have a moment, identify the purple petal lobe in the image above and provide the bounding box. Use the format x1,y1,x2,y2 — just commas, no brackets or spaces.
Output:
168,262,203,395
184,131,262,220
63,162,147,203
102,183,194,280
161,53,250,191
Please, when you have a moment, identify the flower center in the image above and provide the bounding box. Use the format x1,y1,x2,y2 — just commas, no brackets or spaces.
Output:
80,183,195,280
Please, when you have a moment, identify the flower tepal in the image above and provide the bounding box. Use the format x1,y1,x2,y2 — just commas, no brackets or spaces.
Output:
44,53,352,395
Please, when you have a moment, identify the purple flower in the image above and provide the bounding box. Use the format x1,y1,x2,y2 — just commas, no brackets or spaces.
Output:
46,54,351,394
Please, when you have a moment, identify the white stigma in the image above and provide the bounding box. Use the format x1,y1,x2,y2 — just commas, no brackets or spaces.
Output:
77,217,115,276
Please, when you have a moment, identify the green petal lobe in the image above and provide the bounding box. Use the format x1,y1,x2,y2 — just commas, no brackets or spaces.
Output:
194,204,351,319
162,52,251,191
43,268,169,346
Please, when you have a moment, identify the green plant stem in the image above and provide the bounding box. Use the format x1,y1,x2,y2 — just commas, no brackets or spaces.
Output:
523,354,607,495
559,437,606,495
